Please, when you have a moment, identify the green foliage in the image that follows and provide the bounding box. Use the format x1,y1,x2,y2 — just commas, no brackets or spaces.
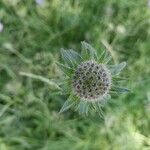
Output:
0,0,150,150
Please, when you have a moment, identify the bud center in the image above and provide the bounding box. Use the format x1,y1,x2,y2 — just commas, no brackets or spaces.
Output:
72,60,111,101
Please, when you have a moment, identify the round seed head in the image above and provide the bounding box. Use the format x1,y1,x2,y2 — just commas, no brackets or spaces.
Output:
72,60,111,102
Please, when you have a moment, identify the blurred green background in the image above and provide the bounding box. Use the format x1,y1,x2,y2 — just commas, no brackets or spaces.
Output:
0,0,150,150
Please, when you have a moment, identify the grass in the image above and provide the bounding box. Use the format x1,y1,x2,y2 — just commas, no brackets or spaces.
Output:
0,0,150,149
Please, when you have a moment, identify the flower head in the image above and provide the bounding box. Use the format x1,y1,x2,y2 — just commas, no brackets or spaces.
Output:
0,22,4,32
148,0,150,8
72,60,111,101
57,41,129,115
35,0,45,5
